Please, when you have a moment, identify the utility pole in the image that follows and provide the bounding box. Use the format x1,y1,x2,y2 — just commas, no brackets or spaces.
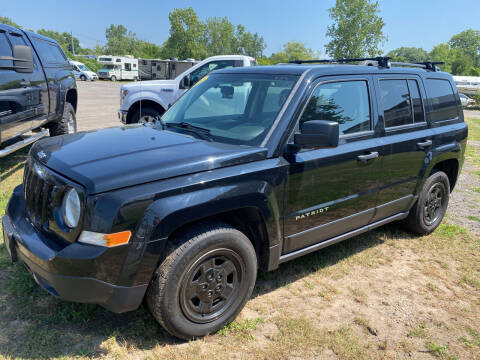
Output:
71,31,75,56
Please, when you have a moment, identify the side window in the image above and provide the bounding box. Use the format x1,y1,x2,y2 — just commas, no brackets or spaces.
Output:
407,80,425,123
33,38,66,64
380,80,412,128
426,79,459,122
125,63,131,71
0,32,13,68
190,60,235,86
7,34,26,47
300,80,371,136
116,58,121,63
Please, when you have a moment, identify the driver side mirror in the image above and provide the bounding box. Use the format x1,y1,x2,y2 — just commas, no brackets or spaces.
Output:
294,120,339,148
180,75,191,89
13,45,34,74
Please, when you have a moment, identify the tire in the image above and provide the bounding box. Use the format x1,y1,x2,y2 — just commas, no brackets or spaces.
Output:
146,221,257,340
130,106,163,124
80,75,87,81
48,102,77,136
403,171,450,235
110,75,117,82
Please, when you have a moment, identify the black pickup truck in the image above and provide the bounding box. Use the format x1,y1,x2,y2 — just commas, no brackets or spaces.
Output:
2,58,467,339
0,23,77,158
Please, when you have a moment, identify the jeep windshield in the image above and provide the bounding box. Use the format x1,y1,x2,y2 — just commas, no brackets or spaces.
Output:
161,73,298,146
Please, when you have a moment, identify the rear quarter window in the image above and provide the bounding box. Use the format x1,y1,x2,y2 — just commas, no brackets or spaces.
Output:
426,79,459,122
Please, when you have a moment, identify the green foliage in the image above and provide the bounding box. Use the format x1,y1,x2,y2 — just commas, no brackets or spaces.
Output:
449,29,480,66
325,0,386,58
386,47,428,62
0,16,21,28
162,7,207,59
37,29,82,54
269,41,316,64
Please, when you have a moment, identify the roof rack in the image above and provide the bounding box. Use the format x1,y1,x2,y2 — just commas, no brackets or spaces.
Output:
289,57,444,72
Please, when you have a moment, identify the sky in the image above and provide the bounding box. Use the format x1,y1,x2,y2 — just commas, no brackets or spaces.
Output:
1,0,479,56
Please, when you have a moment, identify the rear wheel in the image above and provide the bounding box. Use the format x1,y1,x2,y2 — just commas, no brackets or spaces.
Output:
146,222,257,339
48,102,77,136
403,171,450,235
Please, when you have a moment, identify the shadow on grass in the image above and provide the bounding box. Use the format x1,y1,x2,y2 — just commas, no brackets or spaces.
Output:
0,222,416,359
0,147,30,180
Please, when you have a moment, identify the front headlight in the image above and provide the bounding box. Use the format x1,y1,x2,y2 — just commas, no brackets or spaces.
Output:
62,188,81,228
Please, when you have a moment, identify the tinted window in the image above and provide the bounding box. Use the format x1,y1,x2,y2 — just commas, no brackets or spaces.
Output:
189,60,236,86
0,32,13,68
33,38,66,64
426,79,459,122
125,63,131,71
408,80,425,123
301,80,371,135
8,34,26,47
380,80,412,128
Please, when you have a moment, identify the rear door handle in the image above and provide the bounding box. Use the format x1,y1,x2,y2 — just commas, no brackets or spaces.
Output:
357,151,379,163
417,140,432,149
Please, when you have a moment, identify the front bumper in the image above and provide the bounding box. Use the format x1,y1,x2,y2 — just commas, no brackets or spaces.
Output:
2,186,148,313
118,109,128,124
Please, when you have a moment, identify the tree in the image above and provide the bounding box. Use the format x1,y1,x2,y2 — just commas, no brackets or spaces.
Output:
0,16,21,28
269,41,316,64
233,25,266,58
205,17,235,55
104,24,137,55
162,7,207,59
386,47,428,62
449,29,480,67
429,43,456,73
325,0,386,59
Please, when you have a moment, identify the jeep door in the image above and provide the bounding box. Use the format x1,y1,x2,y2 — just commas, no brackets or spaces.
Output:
0,27,48,142
283,76,383,254
369,75,433,222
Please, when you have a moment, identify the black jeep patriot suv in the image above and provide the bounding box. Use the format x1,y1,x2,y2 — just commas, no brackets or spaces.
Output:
2,58,467,339
0,23,77,157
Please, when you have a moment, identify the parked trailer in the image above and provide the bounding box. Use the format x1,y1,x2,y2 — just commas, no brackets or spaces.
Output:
453,75,480,95
138,59,196,80
97,55,139,81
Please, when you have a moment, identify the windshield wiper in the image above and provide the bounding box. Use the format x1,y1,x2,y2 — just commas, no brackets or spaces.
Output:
166,122,213,141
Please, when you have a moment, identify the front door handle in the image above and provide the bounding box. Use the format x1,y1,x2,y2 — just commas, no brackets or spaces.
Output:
357,151,379,163
417,140,432,149
20,79,30,87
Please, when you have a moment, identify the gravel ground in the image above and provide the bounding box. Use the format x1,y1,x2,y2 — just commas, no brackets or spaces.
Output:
75,80,124,131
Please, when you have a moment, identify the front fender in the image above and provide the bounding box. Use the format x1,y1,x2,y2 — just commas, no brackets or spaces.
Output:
125,90,169,113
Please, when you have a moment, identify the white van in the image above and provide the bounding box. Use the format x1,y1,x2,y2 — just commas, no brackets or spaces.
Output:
98,55,139,81
118,55,257,123
69,60,98,81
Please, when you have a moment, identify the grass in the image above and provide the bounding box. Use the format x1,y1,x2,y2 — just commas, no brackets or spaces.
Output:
0,118,478,359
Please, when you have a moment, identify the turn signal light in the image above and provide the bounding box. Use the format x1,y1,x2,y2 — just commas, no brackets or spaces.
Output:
78,230,132,247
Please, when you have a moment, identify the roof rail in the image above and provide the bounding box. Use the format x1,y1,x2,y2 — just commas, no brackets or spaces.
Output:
290,57,392,68
289,57,445,72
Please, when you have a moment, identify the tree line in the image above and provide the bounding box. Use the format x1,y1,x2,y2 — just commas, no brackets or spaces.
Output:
1,1,480,76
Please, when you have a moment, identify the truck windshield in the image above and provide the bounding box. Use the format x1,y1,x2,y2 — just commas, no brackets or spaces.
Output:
161,73,298,146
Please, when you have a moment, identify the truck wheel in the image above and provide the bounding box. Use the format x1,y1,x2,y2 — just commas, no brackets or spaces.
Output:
48,102,77,136
111,75,117,82
146,221,257,340
80,75,87,81
131,106,163,124
403,171,450,235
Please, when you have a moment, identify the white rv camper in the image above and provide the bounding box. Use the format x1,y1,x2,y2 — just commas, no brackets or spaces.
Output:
97,55,139,81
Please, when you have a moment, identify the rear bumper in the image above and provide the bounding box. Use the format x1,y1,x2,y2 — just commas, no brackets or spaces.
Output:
2,186,148,313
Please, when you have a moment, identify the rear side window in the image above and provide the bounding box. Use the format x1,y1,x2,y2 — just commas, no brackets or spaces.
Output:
426,79,459,122
380,79,425,128
33,38,66,64
301,80,371,136
0,32,13,68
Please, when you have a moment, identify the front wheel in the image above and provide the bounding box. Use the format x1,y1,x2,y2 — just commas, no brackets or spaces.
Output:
110,75,117,82
80,75,87,81
403,171,450,235
130,106,163,124
146,222,257,339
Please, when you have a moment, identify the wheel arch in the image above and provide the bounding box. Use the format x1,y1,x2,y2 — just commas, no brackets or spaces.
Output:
65,88,77,111
429,158,459,191
126,99,166,124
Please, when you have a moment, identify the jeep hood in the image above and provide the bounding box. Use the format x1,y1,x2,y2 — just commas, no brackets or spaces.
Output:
31,125,267,194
